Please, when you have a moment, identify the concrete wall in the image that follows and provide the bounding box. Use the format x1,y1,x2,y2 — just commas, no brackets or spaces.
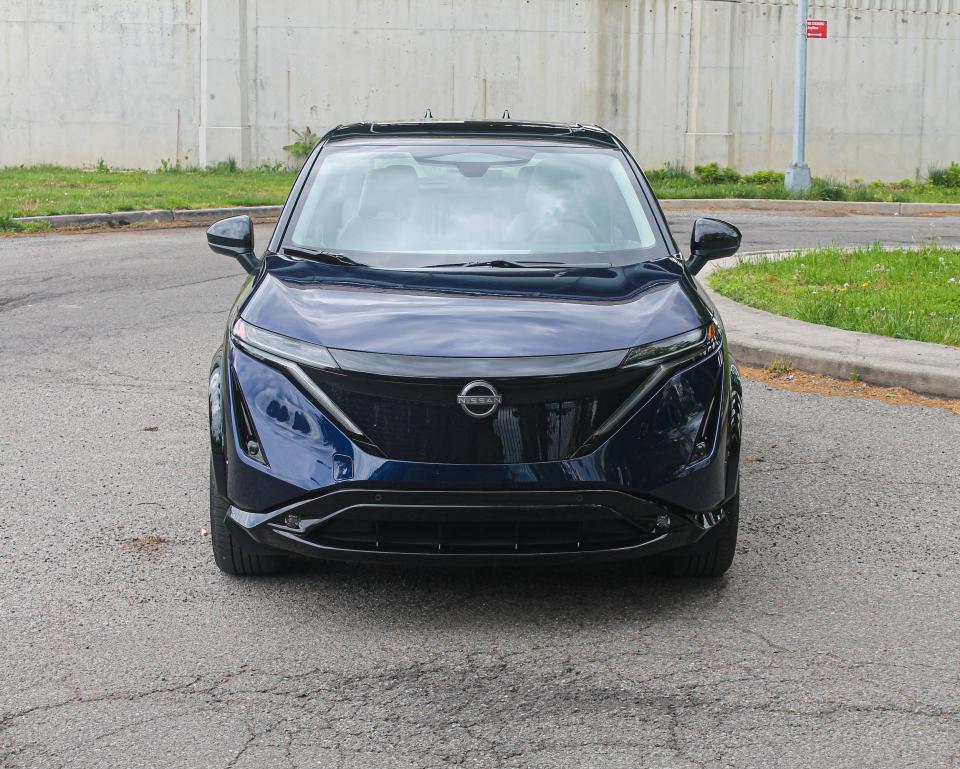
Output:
3,0,959,180
0,1,201,168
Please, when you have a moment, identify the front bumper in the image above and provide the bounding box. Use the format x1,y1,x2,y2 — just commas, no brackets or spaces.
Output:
211,340,740,564
226,487,728,564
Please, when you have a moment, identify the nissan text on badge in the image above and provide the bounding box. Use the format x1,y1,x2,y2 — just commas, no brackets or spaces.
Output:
206,120,744,577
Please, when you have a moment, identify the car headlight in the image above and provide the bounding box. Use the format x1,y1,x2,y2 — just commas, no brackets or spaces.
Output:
621,322,719,368
231,318,339,370
230,318,373,442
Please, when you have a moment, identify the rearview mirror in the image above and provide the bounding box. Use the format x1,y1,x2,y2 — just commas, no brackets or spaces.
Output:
207,215,258,274
686,217,741,275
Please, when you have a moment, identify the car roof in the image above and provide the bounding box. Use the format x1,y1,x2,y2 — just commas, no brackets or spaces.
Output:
322,120,619,148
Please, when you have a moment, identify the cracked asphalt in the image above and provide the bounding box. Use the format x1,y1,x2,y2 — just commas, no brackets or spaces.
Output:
1,212,959,768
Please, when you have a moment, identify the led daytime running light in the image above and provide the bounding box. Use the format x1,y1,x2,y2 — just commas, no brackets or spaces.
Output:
232,319,339,370
621,323,719,368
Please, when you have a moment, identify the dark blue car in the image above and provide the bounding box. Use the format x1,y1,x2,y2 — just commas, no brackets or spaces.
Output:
206,121,743,577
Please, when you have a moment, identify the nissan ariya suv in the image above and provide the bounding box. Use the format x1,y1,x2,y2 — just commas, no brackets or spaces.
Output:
206,120,743,578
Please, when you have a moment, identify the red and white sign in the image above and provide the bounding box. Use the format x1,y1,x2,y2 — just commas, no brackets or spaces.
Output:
806,19,828,38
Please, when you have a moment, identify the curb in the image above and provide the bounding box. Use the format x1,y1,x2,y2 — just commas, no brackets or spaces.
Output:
660,198,960,216
12,205,283,229
702,252,960,399
12,198,960,231
724,335,960,399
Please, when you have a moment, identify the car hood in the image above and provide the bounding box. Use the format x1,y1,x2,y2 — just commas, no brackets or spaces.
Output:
239,255,707,357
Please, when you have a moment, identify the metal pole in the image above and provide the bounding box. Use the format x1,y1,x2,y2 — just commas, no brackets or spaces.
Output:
785,0,812,192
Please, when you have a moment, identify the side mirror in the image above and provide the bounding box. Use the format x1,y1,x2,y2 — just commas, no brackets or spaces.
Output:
686,217,741,275
207,215,258,274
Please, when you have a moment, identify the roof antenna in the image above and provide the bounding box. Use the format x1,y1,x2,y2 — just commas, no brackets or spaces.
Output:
502,109,511,119
423,108,433,119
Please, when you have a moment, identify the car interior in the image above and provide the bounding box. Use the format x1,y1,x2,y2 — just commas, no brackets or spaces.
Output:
290,147,658,258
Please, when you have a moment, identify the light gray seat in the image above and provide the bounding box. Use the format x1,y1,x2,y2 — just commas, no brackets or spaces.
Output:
507,161,597,247
336,165,419,251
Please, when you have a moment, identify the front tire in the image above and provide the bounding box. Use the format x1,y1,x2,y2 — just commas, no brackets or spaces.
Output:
664,491,739,578
209,460,287,576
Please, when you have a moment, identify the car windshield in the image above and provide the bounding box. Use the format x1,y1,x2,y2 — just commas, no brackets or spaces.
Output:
284,141,666,269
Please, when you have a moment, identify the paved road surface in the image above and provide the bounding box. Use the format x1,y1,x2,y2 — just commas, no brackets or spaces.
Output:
665,210,960,252
1,213,958,768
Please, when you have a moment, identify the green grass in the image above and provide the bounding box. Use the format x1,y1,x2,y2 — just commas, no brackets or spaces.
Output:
645,163,960,202
0,165,297,231
710,244,960,347
3,160,960,233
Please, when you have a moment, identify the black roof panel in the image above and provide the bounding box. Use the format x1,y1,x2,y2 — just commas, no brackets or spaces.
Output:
322,120,618,148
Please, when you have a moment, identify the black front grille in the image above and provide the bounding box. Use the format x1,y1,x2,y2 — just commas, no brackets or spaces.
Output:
304,366,647,463
307,508,657,554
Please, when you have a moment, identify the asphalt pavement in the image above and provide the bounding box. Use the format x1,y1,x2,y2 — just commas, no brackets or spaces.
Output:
664,209,960,252
1,213,958,768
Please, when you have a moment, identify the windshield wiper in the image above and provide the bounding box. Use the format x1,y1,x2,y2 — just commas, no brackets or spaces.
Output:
421,259,613,269
282,246,364,267
422,259,533,269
